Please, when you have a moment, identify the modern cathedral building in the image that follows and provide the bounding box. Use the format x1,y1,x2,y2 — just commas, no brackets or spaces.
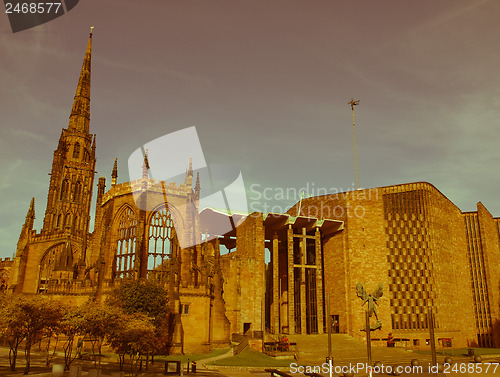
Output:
2,32,499,353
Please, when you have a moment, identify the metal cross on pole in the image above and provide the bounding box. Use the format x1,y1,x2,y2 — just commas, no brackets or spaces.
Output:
348,98,360,190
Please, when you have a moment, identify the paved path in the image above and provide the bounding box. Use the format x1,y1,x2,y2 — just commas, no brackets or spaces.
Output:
199,348,235,366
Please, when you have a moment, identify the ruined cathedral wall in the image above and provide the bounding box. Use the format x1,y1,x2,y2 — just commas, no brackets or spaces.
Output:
220,254,240,336
219,213,266,337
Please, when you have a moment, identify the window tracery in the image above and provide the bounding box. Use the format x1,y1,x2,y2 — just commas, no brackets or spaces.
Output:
60,179,70,200
74,181,83,203
38,243,65,293
147,207,177,280
73,142,80,159
115,207,137,279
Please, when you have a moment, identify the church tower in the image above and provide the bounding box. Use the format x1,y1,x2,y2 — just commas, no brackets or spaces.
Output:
42,29,96,235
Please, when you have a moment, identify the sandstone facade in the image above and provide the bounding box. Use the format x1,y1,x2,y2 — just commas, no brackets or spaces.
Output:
6,33,500,354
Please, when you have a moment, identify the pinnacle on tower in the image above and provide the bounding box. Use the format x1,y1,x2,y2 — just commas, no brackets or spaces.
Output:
16,198,35,256
68,29,93,133
111,158,118,185
194,172,201,199
142,149,150,179
187,157,193,186
27,197,35,222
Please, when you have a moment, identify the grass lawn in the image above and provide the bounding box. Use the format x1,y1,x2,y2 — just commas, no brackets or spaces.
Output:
156,347,231,363
208,348,293,367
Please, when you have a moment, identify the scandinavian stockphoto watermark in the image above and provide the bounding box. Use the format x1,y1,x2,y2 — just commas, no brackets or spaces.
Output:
128,126,248,249
248,182,379,219
3,0,79,33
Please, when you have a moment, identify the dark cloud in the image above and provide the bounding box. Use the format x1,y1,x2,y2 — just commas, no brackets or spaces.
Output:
1,0,499,257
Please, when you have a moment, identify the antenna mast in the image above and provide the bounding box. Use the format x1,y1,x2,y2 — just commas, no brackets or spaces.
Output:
348,98,360,190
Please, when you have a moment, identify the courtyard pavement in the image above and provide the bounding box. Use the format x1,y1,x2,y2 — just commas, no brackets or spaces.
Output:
1,334,499,377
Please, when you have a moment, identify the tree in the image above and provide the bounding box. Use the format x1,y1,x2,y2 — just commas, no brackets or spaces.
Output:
0,294,26,371
18,295,63,374
106,279,169,318
106,279,172,360
59,305,85,370
0,294,63,374
81,303,121,368
107,313,156,374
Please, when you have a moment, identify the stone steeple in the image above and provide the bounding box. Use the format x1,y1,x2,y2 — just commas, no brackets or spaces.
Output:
42,30,96,233
68,28,92,134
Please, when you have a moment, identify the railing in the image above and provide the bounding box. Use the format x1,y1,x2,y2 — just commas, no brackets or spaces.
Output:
234,337,249,355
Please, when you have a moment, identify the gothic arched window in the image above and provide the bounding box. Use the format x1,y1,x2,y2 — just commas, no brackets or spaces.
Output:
147,207,177,279
56,214,62,229
73,142,80,159
74,181,83,203
39,243,65,293
65,214,72,228
60,179,70,201
0,270,8,291
115,207,137,279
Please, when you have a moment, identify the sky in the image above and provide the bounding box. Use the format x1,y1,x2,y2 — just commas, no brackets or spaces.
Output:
1,0,499,259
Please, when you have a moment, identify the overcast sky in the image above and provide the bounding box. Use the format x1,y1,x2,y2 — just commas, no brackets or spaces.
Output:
1,0,499,259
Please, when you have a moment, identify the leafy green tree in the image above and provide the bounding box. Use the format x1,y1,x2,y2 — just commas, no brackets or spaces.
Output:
59,305,85,370
19,295,63,374
0,294,63,374
0,294,27,371
106,279,169,318
107,313,156,374
81,303,121,368
106,279,172,360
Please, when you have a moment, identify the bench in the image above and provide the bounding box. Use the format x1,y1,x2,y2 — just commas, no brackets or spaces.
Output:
264,341,298,353
264,368,294,377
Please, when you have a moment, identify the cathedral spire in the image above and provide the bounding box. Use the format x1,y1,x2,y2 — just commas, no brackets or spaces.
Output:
68,28,93,133
111,158,118,185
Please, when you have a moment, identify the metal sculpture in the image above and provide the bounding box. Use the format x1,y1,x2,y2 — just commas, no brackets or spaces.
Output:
356,282,383,331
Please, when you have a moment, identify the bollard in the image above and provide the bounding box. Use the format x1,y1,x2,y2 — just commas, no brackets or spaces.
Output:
474,355,482,363
411,359,419,367
52,364,64,377
88,368,101,377
192,361,197,373
444,357,453,365
391,365,401,376
69,365,82,377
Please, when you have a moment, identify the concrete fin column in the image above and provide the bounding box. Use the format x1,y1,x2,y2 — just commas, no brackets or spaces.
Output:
300,228,307,334
272,232,279,334
315,227,324,334
287,226,295,334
